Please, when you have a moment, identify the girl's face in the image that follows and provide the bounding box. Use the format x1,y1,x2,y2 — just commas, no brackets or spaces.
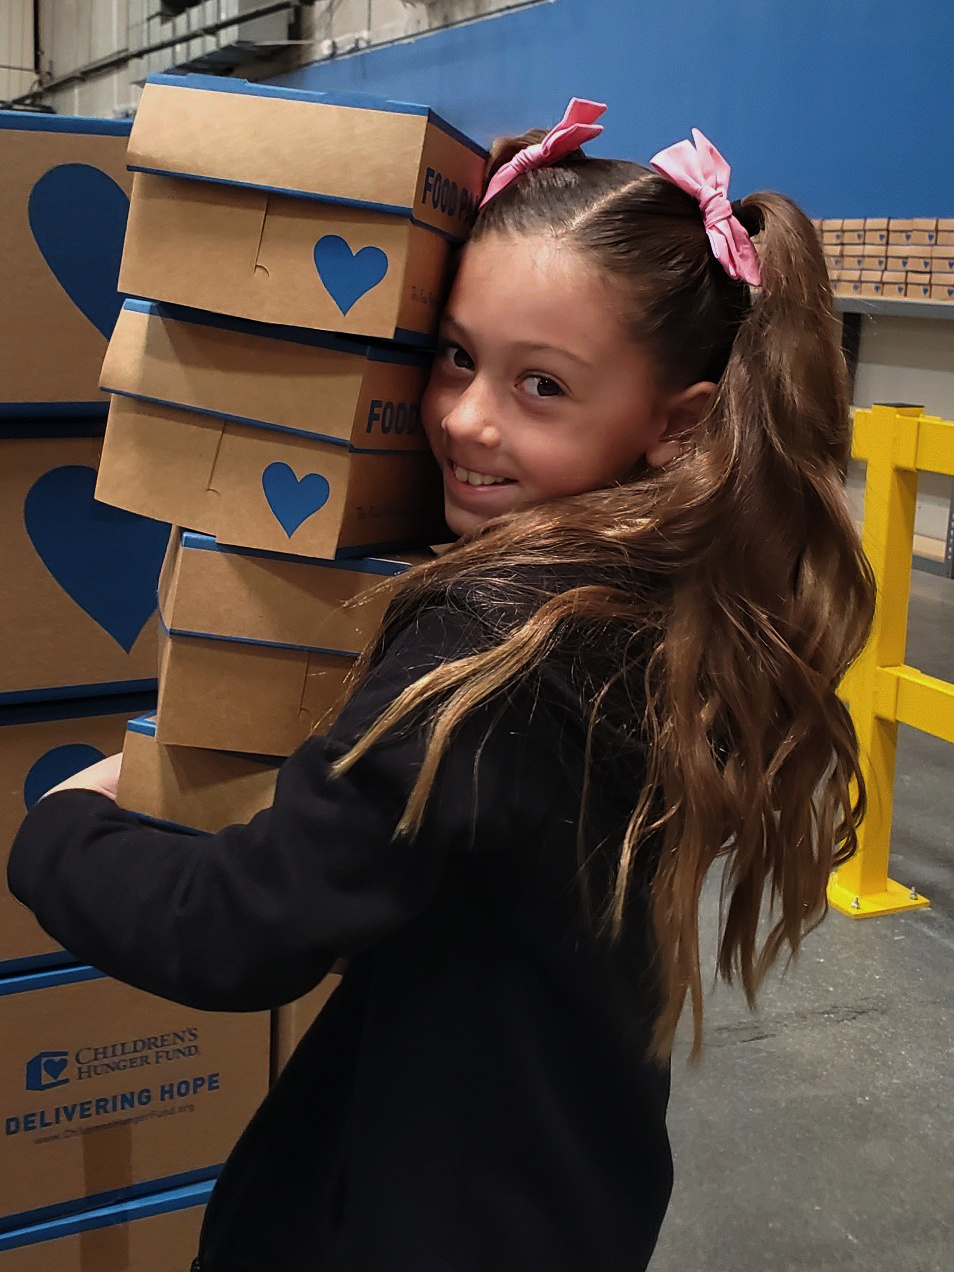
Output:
422,230,710,536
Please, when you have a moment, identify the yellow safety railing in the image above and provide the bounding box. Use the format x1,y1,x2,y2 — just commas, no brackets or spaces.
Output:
829,404,954,918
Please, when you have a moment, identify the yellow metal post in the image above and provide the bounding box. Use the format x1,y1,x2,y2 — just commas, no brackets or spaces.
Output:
829,405,930,917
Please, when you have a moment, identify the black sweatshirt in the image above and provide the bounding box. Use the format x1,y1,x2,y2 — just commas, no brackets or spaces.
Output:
8,595,673,1272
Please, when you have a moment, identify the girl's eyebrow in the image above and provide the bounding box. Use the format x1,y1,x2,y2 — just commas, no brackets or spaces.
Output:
439,315,594,370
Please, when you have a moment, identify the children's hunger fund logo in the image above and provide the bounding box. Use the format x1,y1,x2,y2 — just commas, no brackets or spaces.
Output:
8,1028,222,1138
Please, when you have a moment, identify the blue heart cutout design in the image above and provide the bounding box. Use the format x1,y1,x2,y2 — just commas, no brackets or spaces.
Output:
24,466,170,652
24,744,106,811
28,162,130,338
262,462,331,537
43,1055,69,1080
313,235,389,316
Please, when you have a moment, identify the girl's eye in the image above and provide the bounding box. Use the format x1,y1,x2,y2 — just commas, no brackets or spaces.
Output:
439,342,474,371
522,374,564,399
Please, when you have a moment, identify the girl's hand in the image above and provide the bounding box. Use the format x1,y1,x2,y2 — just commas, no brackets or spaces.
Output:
44,753,123,802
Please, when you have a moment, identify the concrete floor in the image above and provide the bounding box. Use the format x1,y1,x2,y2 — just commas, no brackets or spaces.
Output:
653,570,954,1272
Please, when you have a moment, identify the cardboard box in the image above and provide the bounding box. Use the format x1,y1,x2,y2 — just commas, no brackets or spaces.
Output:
1,693,156,976
882,270,907,284
101,299,432,453
882,282,907,298
119,171,454,345
860,282,884,297
931,284,954,300
156,626,353,756
271,972,344,1083
930,271,954,285
0,113,131,416
0,425,168,703
937,230,954,247
0,964,268,1231
161,529,417,658
886,252,933,274
906,279,932,298
860,270,884,283
888,224,937,246
127,73,485,244
96,395,444,561
152,533,418,755
0,1179,211,1270
842,219,865,243
864,217,889,244
118,714,278,833
932,249,954,272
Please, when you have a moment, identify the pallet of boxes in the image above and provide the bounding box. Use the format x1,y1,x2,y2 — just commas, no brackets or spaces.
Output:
94,76,482,1100
819,216,954,300
0,111,270,1265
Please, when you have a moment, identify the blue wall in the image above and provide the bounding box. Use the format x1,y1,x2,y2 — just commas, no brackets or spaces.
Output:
270,0,954,217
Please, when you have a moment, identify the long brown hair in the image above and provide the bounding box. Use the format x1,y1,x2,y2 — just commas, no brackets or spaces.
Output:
336,131,876,1060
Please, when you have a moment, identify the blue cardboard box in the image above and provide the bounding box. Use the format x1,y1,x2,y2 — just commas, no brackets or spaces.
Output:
0,113,131,416
119,75,486,343
0,422,168,703
0,1179,212,1270
0,964,268,1233
0,691,156,975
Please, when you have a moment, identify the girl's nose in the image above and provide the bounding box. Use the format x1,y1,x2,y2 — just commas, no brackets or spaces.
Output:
441,380,501,448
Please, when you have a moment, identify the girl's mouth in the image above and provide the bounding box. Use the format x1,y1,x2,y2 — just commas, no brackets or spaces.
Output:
446,460,517,490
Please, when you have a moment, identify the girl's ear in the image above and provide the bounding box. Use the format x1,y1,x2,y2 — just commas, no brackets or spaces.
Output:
645,381,717,468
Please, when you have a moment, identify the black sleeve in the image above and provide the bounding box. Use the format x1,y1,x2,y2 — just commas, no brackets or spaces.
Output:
7,603,534,1012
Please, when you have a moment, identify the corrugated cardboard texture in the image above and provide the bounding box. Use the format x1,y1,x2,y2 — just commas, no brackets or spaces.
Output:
159,531,412,656
117,719,278,833
96,395,444,560
101,302,431,452
0,971,268,1228
118,173,452,343
128,76,485,242
0,1189,207,1271
0,703,149,971
0,436,164,699
0,125,131,411
271,971,344,1083
155,626,353,756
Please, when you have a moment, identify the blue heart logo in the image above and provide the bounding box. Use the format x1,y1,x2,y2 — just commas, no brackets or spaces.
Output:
24,466,170,652
261,462,331,537
24,744,106,811
28,163,130,338
313,235,389,315
43,1056,69,1080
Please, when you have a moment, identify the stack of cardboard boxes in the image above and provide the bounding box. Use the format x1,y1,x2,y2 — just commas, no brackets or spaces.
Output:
89,77,483,1081
0,111,271,1266
816,217,954,300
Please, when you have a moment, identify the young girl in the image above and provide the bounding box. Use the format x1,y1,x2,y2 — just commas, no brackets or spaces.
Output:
9,101,874,1271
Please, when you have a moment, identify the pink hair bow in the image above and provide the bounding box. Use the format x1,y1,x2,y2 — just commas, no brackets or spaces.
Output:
650,128,762,286
479,97,607,209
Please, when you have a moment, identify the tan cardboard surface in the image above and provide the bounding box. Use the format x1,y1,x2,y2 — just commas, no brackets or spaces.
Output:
0,971,268,1224
101,301,429,452
97,395,445,560
0,436,160,698
0,127,130,408
119,173,452,343
117,719,278,833
0,1195,206,1272
159,529,417,655
156,626,353,755
271,971,344,1083
1,705,144,969
128,78,485,242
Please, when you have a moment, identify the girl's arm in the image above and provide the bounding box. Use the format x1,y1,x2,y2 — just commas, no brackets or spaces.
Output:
7,604,522,1013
